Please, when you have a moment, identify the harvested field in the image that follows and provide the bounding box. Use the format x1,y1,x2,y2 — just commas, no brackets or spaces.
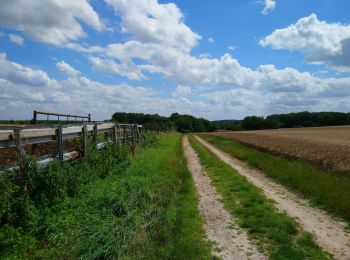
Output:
206,125,350,174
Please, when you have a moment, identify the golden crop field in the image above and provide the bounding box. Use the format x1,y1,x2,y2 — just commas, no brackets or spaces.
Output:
209,125,350,174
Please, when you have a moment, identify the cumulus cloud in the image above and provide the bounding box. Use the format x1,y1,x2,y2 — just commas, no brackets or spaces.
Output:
1,1,350,120
8,34,24,46
2,52,350,120
0,52,213,120
88,56,145,80
105,0,201,52
260,14,350,71
0,0,104,45
262,0,276,15
67,1,350,112
56,61,80,77
0,53,57,87
172,85,191,97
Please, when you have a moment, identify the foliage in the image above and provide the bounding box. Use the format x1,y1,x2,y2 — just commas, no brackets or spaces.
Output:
267,111,350,128
189,135,329,259
213,120,242,131
169,112,216,133
0,133,211,259
241,116,278,130
112,112,215,133
213,111,350,131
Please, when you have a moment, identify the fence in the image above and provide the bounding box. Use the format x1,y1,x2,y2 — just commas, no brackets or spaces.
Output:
32,110,91,124
0,122,142,170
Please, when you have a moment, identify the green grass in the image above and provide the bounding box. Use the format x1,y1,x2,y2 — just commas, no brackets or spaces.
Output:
0,133,212,259
188,135,329,259
200,134,350,226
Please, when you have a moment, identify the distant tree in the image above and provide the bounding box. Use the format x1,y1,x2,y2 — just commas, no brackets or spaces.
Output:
112,112,215,133
242,116,265,130
266,111,350,128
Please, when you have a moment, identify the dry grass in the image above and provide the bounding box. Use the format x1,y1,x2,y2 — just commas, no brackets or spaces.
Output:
207,125,350,174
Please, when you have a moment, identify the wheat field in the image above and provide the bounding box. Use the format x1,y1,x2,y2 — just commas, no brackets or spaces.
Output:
209,125,350,174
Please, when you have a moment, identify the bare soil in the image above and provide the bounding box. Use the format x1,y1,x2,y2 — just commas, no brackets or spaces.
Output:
208,125,350,173
0,139,79,167
183,136,265,260
195,135,350,260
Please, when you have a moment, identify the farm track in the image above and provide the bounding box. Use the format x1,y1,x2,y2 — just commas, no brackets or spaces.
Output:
195,135,350,260
182,136,265,260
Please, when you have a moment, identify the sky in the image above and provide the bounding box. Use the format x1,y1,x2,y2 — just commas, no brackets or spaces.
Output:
0,0,350,121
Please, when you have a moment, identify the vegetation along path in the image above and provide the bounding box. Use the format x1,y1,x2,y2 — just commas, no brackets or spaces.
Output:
195,135,350,259
183,136,265,259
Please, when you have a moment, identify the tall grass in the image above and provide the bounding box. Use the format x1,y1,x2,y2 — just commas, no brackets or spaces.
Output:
200,134,350,226
189,135,329,259
0,133,211,259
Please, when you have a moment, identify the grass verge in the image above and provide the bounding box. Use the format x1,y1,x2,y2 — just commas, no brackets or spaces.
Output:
188,135,329,259
200,134,350,226
0,133,211,259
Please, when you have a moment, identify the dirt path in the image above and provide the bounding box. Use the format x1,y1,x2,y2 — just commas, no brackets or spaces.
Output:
183,136,266,260
195,135,350,260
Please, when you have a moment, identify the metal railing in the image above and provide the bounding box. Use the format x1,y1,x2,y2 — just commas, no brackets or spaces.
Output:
0,122,142,170
32,110,91,124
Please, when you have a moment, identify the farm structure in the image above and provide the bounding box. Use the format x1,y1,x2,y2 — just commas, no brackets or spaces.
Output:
0,122,142,169
207,125,350,174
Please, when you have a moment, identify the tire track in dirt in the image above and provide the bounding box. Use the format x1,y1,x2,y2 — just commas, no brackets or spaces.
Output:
195,135,350,260
183,136,266,260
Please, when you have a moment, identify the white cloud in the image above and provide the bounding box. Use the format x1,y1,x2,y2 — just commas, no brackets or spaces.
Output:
208,37,215,43
2,1,350,120
0,53,57,87
8,34,24,46
0,0,104,45
228,45,236,51
51,0,350,119
260,14,350,71
172,85,191,97
1,51,350,120
88,56,145,80
105,0,201,52
262,0,276,15
56,61,80,77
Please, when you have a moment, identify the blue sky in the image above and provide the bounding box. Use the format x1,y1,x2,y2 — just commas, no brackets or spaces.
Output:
1,0,350,120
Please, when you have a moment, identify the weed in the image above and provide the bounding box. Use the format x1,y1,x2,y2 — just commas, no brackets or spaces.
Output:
188,135,329,259
201,134,350,226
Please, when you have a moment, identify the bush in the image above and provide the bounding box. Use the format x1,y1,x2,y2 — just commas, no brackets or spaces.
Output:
0,139,139,258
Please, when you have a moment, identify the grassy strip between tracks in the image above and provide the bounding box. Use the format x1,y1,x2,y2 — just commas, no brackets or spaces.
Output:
188,135,329,259
0,133,211,259
200,134,350,227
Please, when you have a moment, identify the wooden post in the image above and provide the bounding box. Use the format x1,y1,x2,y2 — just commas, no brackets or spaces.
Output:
112,125,117,147
14,128,27,171
117,124,121,146
131,124,136,145
57,125,64,161
93,123,98,148
123,126,127,145
82,124,88,160
135,124,140,141
33,110,37,124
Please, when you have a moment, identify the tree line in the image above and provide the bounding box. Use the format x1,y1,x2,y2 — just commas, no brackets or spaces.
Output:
214,111,350,131
112,112,216,133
